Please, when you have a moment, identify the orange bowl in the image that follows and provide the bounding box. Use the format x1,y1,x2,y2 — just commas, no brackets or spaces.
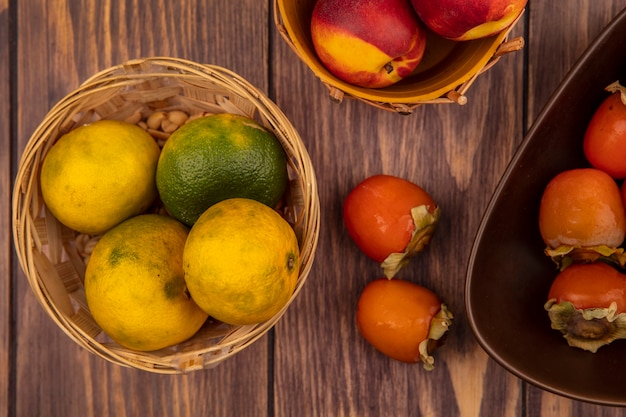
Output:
274,0,524,113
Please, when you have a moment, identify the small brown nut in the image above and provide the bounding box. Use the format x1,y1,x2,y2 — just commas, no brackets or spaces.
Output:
146,111,168,130
161,119,180,133
75,233,90,256
76,234,101,258
82,236,101,256
124,111,143,125
147,128,170,141
168,110,189,126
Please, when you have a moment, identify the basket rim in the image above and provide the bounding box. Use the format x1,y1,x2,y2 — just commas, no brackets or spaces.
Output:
11,57,321,373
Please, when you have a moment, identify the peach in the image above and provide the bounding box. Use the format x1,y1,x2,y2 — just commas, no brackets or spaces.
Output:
310,0,427,89
410,0,527,41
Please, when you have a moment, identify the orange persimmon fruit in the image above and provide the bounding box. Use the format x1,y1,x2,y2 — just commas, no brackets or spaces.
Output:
356,278,452,370
539,168,626,259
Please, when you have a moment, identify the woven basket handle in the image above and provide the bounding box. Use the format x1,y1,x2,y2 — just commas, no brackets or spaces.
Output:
494,36,525,58
273,0,307,63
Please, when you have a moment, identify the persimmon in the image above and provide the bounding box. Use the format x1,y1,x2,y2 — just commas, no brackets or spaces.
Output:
356,278,453,370
622,180,626,212
545,262,626,353
538,168,626,266
583,81,626,179
548,262,626,313
343,174,440,278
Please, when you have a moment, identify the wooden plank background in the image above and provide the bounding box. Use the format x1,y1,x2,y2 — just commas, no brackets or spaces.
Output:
2,0,626,416
1,0,10,415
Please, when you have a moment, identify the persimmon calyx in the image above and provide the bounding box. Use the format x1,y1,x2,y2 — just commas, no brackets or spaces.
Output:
544,299,626,353
418,304,453,371
380,205,441,279
605,80,626,106
544,244,626,270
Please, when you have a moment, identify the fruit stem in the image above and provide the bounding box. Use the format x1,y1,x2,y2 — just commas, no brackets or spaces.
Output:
380,205,440,278
544,299,626,353
418,304,453,371
544,244,626,271
605,81,626,106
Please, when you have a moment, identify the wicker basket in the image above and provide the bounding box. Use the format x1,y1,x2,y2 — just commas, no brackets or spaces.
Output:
12,57,321,374
274,0,525,114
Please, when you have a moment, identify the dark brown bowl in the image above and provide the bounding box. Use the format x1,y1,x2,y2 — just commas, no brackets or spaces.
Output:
465,8,626,407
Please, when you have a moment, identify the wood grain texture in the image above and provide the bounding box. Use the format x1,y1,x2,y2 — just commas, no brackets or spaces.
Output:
527,1,626,122
0,0,10,416
271,4,526,417
5,0,626,416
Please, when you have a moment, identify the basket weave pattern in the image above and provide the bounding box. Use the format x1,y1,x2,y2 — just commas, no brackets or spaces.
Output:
12,57,320,373
274,0,525,113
